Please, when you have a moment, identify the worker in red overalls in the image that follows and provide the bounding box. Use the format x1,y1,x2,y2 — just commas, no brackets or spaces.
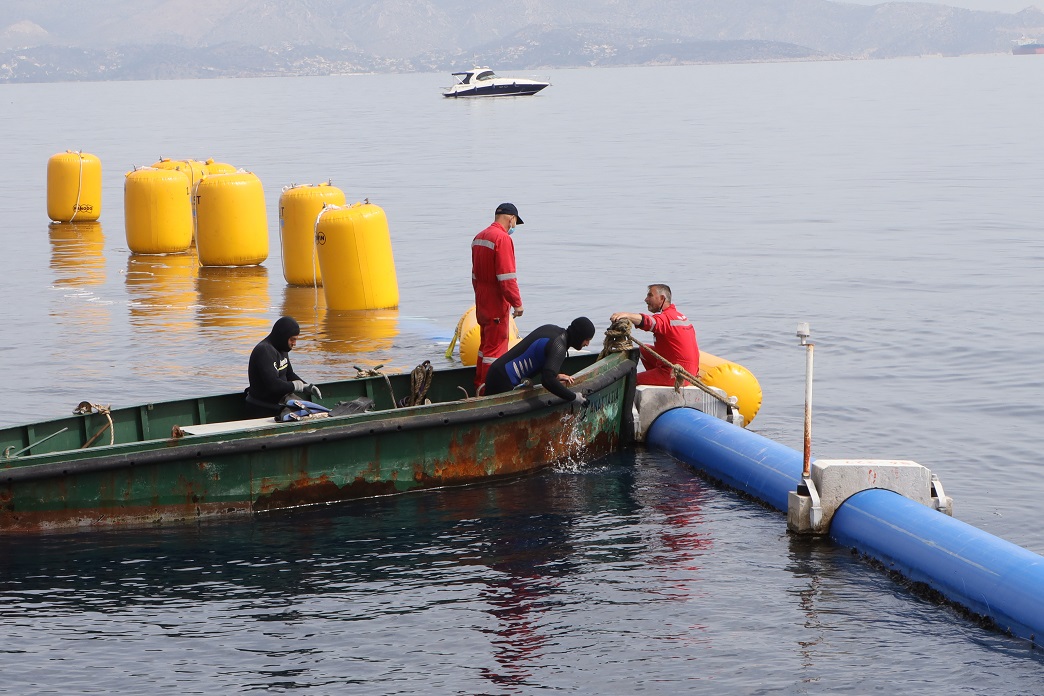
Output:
472,203,525,392
610,284,699,386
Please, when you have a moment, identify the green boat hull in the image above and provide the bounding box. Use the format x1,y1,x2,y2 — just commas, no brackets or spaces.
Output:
0,351,637,533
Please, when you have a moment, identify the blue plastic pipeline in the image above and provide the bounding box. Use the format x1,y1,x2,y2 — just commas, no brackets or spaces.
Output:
647,407,1044,644
832,489,1044,643
646,407,803,512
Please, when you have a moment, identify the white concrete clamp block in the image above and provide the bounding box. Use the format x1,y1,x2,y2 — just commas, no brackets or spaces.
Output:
787,459,954,535
632,385,742,442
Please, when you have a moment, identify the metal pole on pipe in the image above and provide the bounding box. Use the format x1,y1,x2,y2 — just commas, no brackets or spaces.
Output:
796,323,813,479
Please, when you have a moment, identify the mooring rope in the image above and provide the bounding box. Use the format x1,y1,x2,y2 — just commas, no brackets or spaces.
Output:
312,198,336,311
600,318,731,405
354,364,398,408
73,401,115,447
406,360,434,406
69,150,85,223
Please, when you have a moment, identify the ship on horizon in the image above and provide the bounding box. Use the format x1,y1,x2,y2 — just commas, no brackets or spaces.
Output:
1012,36,1044,54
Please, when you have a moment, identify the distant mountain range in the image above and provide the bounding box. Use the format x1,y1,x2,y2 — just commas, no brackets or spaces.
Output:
1,0,1043,82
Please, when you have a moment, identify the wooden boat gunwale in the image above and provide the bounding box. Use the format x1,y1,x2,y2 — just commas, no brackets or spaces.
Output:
2,351,636,485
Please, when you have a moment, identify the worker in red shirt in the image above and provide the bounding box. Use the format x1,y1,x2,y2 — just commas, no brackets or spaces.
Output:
472,203,525,391
611,284,699,386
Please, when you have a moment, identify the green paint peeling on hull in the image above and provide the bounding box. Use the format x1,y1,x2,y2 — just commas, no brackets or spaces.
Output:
0,351,638,533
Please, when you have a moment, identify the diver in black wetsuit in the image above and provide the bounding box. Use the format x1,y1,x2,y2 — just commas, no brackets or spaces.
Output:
245,316,321,417
483,317,597,404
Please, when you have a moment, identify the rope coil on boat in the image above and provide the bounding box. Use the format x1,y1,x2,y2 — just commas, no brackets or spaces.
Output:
352,361,434,408
601,318,732,406
404,360,433,407
73,401,115,447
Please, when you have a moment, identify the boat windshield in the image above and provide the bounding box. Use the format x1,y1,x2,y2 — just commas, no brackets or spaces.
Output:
475,70,496,81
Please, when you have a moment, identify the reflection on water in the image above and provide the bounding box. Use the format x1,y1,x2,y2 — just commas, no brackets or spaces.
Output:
195,265,272,344
785,534,832,670
452,480,580,688
47,221,113,339
319,308,399,356
124,253,198,330
283,287,409,371
281,284,326,324
48,221,105,287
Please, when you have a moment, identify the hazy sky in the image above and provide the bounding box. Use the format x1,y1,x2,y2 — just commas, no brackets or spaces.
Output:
839,0,1037,11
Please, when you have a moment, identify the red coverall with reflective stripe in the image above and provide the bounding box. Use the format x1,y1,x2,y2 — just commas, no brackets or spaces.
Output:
636,304,700,386
471,221,522,388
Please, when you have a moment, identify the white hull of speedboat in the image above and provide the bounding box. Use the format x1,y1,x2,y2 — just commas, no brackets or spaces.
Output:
443,68,550,98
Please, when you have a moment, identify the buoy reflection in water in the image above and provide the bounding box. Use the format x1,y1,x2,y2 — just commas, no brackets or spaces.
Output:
49,222,106,287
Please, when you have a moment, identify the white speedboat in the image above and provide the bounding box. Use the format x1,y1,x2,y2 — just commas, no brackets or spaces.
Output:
442,68,550,98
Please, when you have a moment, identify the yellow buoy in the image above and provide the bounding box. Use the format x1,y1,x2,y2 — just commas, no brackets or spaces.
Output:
124,167,193,254
195,171,269,267
699,351,763,425
315,202,399,310
47,151,102,222
203,160,237,176
149,159,235,245
151,158,209,189
449,305,521,367
279,183,346,286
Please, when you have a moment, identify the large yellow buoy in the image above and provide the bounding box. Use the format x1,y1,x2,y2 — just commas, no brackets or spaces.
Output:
151,158,209,189
448,305,521,367
315,202,399,310
47,151,102,222
195,171,269,267
279,183,346,286
149,159,235,245
151,158,236,185
699,351,763,425
124,167,193,254
203,160,237,176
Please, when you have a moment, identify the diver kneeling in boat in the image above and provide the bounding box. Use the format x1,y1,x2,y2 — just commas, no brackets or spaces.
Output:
483,317,596,406
244,316,322,418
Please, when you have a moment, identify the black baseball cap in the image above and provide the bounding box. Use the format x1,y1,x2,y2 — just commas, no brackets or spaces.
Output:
495,203,523,225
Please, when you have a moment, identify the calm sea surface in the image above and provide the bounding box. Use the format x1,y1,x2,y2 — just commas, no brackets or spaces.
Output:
2,55,1044,693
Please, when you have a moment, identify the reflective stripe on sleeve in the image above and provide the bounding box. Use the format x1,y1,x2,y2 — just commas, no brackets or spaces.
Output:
496,272,517,281
472,239,495,250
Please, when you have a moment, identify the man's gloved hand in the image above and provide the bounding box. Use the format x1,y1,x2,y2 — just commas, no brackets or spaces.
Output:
575,393,589,408
292,380,306,393
306,383,323,400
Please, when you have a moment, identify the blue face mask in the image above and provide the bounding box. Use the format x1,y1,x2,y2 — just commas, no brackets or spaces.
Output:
508,226,515,235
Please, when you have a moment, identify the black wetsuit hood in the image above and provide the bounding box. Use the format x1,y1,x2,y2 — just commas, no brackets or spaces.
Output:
566,316,596,350
268,316,300,353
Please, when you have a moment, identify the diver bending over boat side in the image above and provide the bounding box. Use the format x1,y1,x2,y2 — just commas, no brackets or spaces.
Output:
244,316,322,418
484,317,596,405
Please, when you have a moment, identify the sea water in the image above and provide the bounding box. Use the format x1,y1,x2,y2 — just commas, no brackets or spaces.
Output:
2,55,1044,693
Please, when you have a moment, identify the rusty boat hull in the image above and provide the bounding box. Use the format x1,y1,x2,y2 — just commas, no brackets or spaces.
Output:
0,351,637,533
